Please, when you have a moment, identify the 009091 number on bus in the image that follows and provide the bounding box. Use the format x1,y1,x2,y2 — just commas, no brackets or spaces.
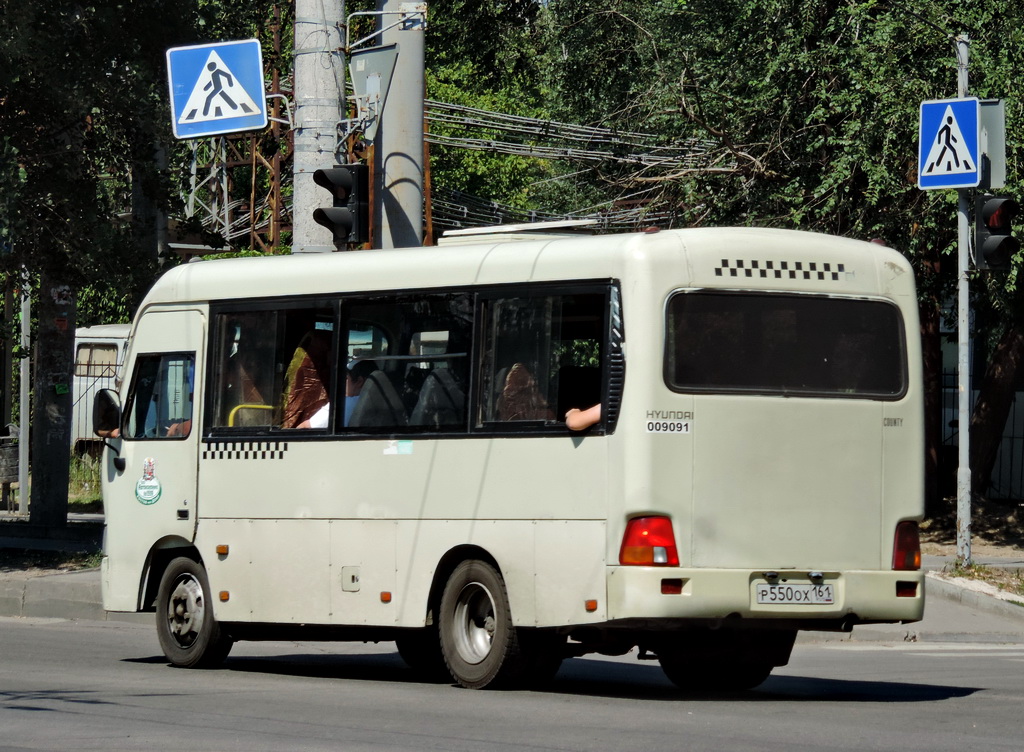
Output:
645,420,691,434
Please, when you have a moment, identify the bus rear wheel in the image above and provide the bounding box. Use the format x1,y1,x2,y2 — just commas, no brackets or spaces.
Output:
156,557,233,669
395,626,449,681
658,653,773,692
439,559,522,689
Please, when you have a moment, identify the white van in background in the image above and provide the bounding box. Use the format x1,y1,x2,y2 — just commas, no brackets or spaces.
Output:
72,324,130,454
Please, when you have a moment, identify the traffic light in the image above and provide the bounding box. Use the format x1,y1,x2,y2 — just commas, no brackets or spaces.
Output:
975,194,1020,271
312,164,369,246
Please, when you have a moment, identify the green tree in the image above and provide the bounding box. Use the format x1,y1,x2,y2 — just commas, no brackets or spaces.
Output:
543,0,1024,507
0,0,276,525
424,0,554,207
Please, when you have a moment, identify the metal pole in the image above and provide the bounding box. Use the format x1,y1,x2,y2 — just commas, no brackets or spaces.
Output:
293,0,345,253
18,272,29,514
374,0,425,249
955,34,972,565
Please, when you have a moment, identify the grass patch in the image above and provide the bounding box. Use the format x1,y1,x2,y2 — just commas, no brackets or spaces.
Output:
0,548,102,573
68,455,103,514
943,561,1024,597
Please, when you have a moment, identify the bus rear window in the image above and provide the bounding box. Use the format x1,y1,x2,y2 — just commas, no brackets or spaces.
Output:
665,292,906,398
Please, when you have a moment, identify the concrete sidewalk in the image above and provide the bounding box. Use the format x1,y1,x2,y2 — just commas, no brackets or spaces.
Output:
2,557,1023,643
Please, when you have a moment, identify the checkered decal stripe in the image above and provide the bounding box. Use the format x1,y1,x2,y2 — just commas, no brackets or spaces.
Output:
715,259,845,281
202,441,288,460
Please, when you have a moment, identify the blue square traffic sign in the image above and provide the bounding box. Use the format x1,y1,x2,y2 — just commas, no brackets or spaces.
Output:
166,39,268,139
918,97,980,190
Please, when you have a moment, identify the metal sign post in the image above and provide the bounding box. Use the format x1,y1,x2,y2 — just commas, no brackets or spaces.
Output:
954,36,972,566
916,36,974,565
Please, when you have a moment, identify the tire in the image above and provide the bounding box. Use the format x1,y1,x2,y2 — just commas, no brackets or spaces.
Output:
518,630,565,688
395,627,449,682
156,557,233,669
438,559,521,689
658,652,772,692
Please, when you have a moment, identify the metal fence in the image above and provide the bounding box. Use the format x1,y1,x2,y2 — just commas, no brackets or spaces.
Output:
942,369,1024,499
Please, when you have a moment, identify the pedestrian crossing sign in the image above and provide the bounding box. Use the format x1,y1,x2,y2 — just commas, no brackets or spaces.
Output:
166,39,268,140
918,97,980,190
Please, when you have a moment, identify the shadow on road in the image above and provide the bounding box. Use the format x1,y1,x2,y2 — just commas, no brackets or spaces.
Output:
125,649,980,704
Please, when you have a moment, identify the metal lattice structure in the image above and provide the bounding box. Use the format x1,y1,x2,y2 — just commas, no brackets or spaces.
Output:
174,7,293,258
178,59,733,250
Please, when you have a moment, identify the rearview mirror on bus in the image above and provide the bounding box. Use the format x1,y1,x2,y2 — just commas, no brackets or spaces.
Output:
93,388,121,437
93,388,126,471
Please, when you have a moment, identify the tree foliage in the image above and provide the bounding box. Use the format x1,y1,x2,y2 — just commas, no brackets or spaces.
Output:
5,1,1024,501
0,0,276,323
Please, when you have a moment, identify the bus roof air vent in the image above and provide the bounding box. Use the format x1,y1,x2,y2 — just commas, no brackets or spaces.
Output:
437,219,599,246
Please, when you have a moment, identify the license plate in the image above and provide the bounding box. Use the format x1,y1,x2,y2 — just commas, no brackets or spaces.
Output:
756,583,834,605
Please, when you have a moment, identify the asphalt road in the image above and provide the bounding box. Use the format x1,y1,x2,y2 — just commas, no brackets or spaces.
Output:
2,616,1022,752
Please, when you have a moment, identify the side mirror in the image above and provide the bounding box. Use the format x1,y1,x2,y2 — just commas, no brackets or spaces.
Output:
93,389,126,472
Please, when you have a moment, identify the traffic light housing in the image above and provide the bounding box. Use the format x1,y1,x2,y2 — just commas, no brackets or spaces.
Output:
975,194,1020,271
312,164,369,246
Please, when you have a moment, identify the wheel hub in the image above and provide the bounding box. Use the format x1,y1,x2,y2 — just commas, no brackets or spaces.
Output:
167,575,205,648
453,581,496,664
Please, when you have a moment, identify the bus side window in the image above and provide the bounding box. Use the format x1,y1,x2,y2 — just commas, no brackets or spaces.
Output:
345,292,471,432
478,291,606,428
123,353,195,440
210,306,335,431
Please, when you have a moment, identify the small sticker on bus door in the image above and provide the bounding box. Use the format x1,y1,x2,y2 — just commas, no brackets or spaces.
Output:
383,440,413,455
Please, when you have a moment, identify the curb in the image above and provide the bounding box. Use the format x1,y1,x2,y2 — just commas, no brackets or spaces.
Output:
0,568,142,623
797,571,1024,645
0,569,107,621
925,570,1024,621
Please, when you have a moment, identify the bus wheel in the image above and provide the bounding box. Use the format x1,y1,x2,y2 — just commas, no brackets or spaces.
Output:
439,560,520,689
395,627,449,681
156,557,233,669
658,652,772,692
518,630,565,688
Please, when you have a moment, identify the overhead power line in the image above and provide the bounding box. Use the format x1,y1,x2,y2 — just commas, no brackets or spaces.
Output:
424,100,733,171
431,186,680,236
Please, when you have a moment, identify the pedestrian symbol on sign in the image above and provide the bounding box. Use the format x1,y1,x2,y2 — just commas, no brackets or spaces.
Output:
178,51,260,124
922,106,974,176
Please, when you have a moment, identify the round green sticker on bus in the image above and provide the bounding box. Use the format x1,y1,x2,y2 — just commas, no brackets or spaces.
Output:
135,457,162,505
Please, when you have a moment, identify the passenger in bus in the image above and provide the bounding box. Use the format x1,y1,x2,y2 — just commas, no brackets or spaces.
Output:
298,359,378,428
565,403,601,431
496,363,554,421
281,330,332,428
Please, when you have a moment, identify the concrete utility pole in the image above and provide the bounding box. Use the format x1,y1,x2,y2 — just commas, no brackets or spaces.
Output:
18,276,28,512
374,0,426,248
29,273,74,528
292,0,345,253
954,35,972,565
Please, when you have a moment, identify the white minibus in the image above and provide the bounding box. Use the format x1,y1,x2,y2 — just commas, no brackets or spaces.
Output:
94,226,924,691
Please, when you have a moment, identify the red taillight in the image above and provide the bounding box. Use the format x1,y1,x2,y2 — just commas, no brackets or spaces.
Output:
892,521,921,571
619,516,679,566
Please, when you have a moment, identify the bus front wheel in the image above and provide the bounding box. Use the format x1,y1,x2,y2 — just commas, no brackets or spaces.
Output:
439,559,521,689
155,557,233,669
